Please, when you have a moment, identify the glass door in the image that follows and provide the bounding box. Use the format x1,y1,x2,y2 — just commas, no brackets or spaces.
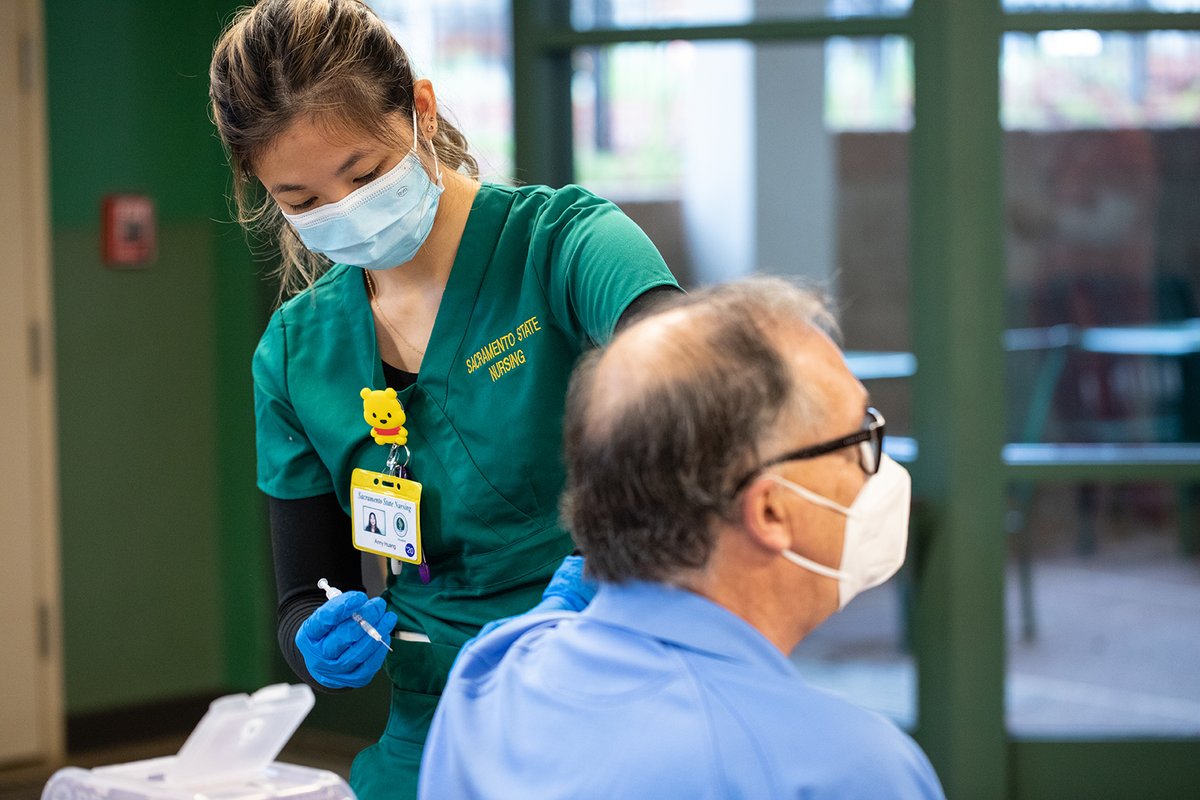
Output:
510,1,1200,797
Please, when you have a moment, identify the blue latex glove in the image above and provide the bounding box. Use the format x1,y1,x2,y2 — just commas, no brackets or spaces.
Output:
296,591,398,689
535,554,598,613
474,554,599,640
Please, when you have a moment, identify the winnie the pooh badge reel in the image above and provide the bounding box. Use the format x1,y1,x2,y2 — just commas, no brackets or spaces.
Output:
350,387,429,582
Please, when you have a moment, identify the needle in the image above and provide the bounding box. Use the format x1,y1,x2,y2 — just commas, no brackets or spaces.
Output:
317,578,393,652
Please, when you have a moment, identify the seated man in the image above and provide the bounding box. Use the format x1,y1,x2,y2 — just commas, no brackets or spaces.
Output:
419,278,944,799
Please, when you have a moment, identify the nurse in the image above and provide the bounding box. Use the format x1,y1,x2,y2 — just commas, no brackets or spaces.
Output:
207,1,680,798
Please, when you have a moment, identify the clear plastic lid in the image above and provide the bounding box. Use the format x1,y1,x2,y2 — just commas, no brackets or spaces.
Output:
160,683,315,786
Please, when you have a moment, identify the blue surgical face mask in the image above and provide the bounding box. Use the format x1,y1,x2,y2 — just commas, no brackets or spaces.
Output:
282,112,444,271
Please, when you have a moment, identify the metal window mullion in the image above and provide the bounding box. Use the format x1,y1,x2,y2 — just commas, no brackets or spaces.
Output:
1003,10,1200,33
511,0,574,187
541,17,913,48
910,2,1008,799
1003,462,1200,482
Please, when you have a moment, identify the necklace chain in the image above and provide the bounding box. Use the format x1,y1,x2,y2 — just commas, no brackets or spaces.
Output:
365,271,426,360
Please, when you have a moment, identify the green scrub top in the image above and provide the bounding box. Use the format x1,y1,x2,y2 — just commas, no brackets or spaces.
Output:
252,183,678,799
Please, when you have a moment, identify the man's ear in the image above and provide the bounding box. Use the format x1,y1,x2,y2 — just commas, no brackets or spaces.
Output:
739,476,793,553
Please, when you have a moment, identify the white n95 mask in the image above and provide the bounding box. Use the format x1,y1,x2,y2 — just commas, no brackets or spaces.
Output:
283,111,443,271
771,454,911,610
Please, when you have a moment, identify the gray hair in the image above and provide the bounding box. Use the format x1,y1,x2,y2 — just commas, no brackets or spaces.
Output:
561,277,838,584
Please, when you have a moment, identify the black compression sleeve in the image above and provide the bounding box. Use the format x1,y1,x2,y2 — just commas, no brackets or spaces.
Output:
617,284,683,332
269,492,366,692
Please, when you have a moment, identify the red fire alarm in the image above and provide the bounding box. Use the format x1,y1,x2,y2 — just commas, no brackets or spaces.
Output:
102,194,157,267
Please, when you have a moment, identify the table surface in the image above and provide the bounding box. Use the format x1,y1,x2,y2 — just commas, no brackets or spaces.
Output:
843,350,917,380
1004,318,1200,356
846,322,1200,466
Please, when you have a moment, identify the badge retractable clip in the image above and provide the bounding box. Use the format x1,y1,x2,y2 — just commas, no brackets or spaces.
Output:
350,388,431,584
384,440,430,583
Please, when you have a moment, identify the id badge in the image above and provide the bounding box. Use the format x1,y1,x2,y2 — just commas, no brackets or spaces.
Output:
350,467,423,564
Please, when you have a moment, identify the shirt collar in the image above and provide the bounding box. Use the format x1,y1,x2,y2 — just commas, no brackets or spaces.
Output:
582,580,800,678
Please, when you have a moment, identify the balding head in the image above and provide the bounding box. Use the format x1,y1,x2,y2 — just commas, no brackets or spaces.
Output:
561,277,839,584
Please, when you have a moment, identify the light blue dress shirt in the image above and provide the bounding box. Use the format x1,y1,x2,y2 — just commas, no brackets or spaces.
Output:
419,581,944,799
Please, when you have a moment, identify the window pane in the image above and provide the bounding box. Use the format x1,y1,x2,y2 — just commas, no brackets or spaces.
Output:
1003,31,1200,130
572,36,913,198
1006,480,1200,735
573,38,915,726
370,0,513,180
570,0,911,30
1004,32,1200,447
1004,28,1200,736
571,44,686,198
827,36,914,131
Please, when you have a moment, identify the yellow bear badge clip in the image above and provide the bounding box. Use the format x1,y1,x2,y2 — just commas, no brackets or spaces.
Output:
352,387,426,577
360,387,408,445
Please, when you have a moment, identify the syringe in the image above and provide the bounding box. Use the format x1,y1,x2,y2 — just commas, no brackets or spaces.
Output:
317,578,393,652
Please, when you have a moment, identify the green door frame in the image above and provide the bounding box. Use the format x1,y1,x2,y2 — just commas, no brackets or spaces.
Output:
909,2,1007,795
510,2,1200,798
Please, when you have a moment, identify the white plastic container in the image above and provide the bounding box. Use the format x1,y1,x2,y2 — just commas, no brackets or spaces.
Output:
42,684,355,800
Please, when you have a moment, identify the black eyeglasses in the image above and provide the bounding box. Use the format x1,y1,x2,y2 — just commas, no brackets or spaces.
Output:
733,407,886,494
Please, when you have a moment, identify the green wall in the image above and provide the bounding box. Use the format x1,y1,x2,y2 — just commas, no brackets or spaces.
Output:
45,0,274,714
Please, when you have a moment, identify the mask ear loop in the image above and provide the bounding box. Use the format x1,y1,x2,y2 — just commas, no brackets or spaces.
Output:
780,548,847,581
765,474,853,581
766,474,854,517
412,108,443,187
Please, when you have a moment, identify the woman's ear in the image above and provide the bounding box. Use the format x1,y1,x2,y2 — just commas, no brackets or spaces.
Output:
739,476,793,553
412,78,438,128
